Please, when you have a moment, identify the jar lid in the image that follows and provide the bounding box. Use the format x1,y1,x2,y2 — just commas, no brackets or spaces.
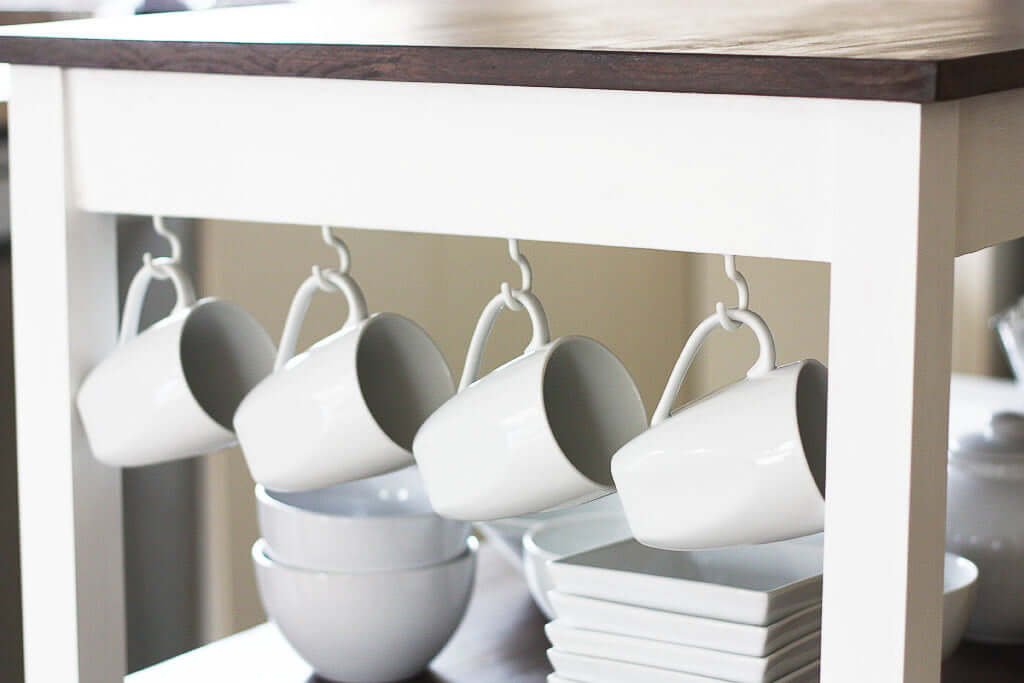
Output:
951,412,1024,460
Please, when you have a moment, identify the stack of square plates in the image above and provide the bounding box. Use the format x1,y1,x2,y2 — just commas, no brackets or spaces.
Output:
544,535,824,683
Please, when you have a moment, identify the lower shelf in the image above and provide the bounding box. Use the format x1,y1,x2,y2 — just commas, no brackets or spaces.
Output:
943,641,1024,682
125,540,1021,682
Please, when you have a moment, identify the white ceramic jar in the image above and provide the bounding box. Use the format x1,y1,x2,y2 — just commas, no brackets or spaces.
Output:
946,411,1024,643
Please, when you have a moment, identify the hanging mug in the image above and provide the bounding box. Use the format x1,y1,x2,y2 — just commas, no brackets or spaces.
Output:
612,308,828,550
78,261,277,467
235,270,454,492
413,290,648,521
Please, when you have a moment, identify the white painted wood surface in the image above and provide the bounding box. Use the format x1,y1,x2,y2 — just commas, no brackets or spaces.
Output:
10,62,1024,683
56,68,1024,263
9,66,125,683
63,68,902,263
821,102,958,682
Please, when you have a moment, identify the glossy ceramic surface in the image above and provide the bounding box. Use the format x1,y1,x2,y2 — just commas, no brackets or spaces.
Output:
79,262,276,467
549,535,823,626
613,309,827,550
548,650,821,683
549,592,821,657
949,374,1024,440
252,537,476,683
523,514,632,619
947,411,1024,643
477,494,626,572
256,466,470,572
236,305,454,491
414,290,646,521
546,622,820,683
942,553,978,658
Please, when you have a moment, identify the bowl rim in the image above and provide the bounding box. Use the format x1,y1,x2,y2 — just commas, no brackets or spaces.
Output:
254,470,444,522
252,536,478,576
943,552,979,595
523,513,628,562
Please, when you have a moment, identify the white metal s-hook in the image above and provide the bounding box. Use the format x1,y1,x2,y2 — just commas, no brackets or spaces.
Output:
715,254,750,331
320,225,352,274
312,225,353,292
143,216,184,279
500,238,533,311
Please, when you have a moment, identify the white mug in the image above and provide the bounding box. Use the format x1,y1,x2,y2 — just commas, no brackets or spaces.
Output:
413,289,648,521
78,261,277,467
235,270,454,492
612,308,828,550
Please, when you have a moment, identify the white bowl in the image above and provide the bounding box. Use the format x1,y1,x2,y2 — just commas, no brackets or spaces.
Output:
256,465,470,572
252,537,476,683
523,514,632,619
943,552,979,659
477,493,624,570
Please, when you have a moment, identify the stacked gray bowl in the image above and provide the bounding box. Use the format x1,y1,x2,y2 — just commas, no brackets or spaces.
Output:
252,465,476,683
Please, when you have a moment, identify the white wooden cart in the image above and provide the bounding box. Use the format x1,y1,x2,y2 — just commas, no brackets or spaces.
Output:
2,2,1024,682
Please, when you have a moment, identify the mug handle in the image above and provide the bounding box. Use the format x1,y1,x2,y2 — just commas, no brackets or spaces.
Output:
275,270,369,370
458,290,550,391
119,259,197,345
651,308,777,426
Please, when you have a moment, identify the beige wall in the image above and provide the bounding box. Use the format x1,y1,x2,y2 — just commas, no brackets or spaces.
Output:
196,221,1001,639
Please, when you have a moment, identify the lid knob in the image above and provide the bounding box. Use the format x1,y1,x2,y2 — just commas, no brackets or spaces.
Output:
988,412,1024,442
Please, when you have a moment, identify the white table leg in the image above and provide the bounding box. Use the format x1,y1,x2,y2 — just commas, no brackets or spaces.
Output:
821,102,959,682
9,65,125,683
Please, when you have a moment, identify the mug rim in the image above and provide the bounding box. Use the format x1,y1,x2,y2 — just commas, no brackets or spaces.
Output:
354,312,455,453
177,296,277,430
538,334,647,489
790,358,828,499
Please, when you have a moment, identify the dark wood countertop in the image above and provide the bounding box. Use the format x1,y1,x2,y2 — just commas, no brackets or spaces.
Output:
123,539,1021,682
1,1,1024,102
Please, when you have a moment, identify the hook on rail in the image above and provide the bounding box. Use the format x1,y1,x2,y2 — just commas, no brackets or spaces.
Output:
312,225,353,292
714,254,750,331
142,216,184,280
500,238,533,311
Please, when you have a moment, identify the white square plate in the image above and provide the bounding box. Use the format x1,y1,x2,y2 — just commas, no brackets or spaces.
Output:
548,650,820,683
546,621,819,683
549,592,820,657
549,535,823,626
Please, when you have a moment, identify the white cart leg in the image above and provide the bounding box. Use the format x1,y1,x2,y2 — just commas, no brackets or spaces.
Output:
821,102,959,682
9,66,125,683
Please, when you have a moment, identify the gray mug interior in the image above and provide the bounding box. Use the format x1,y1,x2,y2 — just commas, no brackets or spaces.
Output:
357,315,455,451
180,300,277,429
796,360,828,497
543,337,648,487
